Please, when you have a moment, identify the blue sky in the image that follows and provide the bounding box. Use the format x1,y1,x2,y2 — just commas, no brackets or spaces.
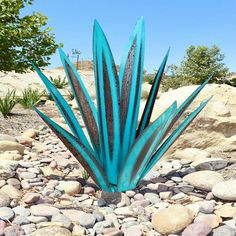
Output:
24,0,236,72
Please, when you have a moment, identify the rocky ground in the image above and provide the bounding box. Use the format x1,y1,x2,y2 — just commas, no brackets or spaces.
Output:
0,125,236,236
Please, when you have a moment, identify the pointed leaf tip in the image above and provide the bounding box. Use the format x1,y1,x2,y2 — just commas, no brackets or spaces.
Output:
93,19,102,32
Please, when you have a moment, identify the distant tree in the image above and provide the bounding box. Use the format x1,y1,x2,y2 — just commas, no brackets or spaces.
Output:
178,45,229,84
166,64,178,77
0,0,59,73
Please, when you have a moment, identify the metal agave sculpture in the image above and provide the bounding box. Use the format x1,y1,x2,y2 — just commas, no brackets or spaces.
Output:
33,18,211,192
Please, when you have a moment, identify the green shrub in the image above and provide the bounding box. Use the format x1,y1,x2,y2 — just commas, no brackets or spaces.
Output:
143,75,155,85
226,78,236,87
230,78,236,87
141,90,149,99
0,90,17,117
42,89,54,101
81,169,90,180
19,88,42,109
49,75,68,89
161,77,194,92
67,90,75,101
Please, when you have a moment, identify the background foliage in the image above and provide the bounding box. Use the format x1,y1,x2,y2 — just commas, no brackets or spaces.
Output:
0,0,59,72
144,45,230,92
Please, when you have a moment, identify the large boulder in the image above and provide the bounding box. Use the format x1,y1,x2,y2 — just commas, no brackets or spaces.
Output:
139,84,236,157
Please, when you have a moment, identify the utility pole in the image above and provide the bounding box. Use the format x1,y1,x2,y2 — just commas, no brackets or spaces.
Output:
71,49,81,70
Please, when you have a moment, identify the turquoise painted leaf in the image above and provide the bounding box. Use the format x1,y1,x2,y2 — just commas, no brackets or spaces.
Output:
59,48,100,154
93,20,121,185
32,64,92,153
137,48,170,136
140,97,212,180
119,17,145,162
118,101,177,191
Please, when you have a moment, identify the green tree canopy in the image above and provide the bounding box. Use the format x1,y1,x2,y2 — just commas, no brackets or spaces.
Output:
178,45,229,83
0,0,59,73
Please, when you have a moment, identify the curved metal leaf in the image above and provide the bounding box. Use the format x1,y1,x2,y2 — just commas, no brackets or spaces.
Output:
137,48,170,136
35,108,110,192
93,20,121,185
140,97,212,181
32,65,92,153
118,101,177,191
59,48,100,154
119,17,145,162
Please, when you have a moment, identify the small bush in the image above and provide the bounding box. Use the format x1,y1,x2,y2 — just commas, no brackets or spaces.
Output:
225,78,236,87
67,90,75,101
19,88,42,109
161,77,194,92
143,75,155,85
230,78,236,87
0,90,17,117
141,90,149,99
50,75,68,89
81,169,90,180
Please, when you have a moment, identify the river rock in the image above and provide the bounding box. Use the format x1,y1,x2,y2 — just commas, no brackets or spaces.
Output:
172,148,210,161
61,209,96,228
183,171,223,191
0,220,6,235
0,191,10,207
114,207,134,216
22,129,38,139
23,192,41,204
30,205,60,217
214,205,236,218
212,180,236,201
123,225,143,236
0,160,18,178
199,201,215,214
0,152,22,161
3,225,24,236
13,206,30,217
56,181,81,196
32,226,71,236
212,225,236,236
12,215,30,225
194,213,221,228
151,205,194,234
0,134,17,142
1,185,22,199
51,214,72,228
191,158,228,171
100,191,130,205
0,207,14,220
0,141,25,155
182,221,212,236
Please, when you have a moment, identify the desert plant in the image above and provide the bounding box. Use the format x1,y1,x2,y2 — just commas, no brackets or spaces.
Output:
161,77,195,92
0,90,16,117
141,90,149,99
81,169,90,181
19,88,42,109
67,90,75,101
50,75,68,89
229,78,236,87
143,75,155,85
33,18,210,192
